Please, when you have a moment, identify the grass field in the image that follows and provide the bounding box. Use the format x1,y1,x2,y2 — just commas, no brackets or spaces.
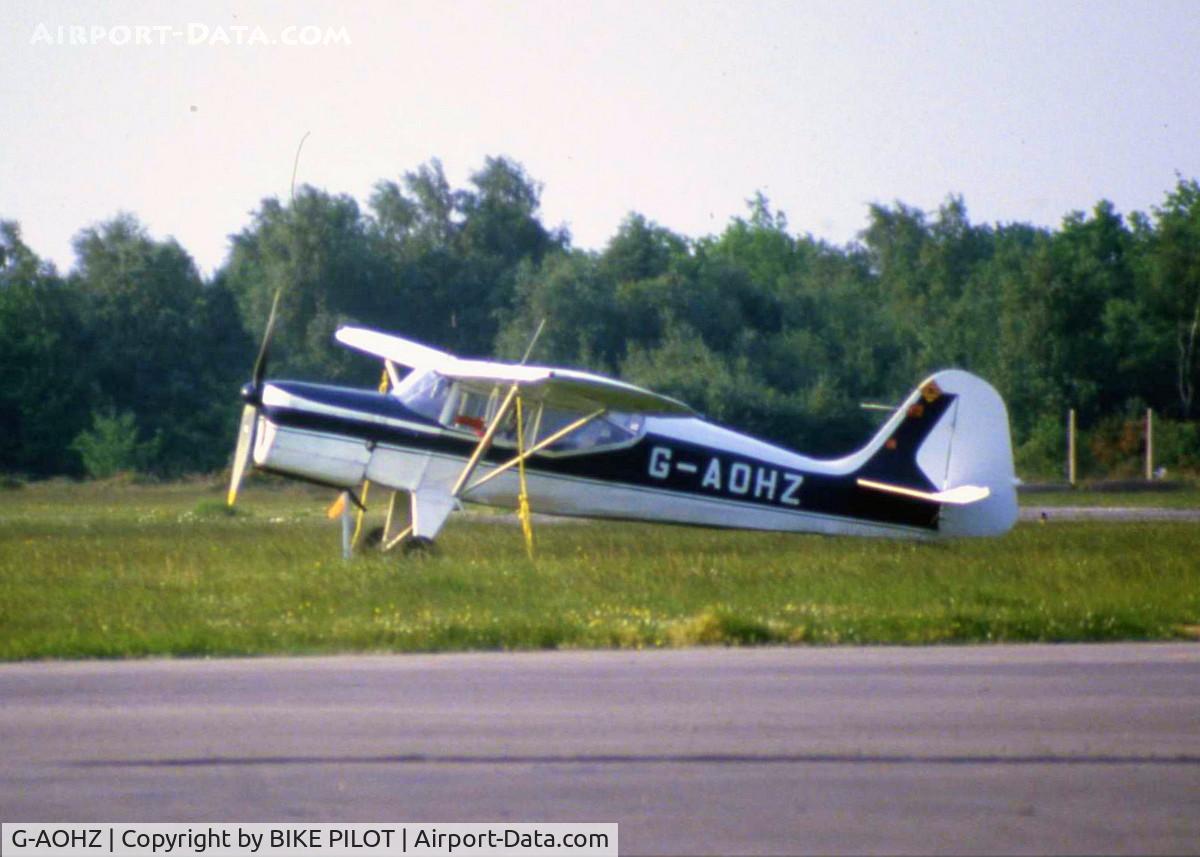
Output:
1,478,1198,660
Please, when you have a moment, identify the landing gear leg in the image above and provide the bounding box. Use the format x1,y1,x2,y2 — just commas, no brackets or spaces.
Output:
372,490,444,556
376,490,414,552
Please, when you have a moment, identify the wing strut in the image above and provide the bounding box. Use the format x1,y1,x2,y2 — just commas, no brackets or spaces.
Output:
461,407,607,495
455,400,607,560
450,384,521,499
447,381,609,559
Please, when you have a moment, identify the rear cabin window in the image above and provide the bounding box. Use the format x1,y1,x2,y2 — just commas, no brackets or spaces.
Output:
500,407,643,455
395,372,644,454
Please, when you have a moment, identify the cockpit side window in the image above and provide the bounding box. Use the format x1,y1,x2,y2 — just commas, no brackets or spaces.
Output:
401,377,498,437
449,387,498,436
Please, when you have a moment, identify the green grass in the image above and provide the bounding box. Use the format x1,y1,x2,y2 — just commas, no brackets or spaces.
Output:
1,480,1197,659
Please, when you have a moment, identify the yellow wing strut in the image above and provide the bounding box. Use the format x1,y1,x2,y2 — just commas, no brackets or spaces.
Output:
462,408,606,494
350,367,394,549
450,384,520,499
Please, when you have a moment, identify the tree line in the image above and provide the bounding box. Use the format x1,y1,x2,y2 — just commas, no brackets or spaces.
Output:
3,156,1199,481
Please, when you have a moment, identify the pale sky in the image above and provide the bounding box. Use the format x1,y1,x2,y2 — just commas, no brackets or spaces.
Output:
2,0,1199,276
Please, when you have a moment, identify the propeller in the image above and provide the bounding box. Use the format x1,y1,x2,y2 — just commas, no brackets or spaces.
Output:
227,289,282,506
252,287,281,390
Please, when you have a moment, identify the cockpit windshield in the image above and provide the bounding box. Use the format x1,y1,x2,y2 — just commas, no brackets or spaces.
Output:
393,369,453,422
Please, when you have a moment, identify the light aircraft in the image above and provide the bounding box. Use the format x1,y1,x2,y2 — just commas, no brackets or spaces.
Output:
226,302,1018,554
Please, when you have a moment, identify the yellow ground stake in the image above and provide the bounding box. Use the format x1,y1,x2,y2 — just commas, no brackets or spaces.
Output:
515,397,535,560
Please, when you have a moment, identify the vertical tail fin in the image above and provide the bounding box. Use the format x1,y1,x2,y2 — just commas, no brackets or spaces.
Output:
851,370,1018,537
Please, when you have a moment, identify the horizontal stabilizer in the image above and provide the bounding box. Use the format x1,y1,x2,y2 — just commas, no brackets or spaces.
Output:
856,478,991,506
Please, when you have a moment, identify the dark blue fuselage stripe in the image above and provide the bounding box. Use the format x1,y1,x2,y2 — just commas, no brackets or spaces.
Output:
279,430,933,536
262,393,944,532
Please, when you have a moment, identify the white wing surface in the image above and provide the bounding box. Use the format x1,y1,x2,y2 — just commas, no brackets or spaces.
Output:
336,327,454,369
336,326,695,416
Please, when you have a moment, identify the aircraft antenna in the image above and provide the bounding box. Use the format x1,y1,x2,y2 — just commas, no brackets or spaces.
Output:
520,318,547,365
290,131,311,204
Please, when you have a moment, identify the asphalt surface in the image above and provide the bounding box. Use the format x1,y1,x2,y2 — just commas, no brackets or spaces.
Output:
1019,505,1200,522
1,645,1198,855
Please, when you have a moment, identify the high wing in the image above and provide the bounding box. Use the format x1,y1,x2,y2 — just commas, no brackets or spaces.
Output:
336,325,695,416
335,326,455,369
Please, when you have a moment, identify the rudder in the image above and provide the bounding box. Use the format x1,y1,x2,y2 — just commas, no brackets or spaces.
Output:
850,370,1018,537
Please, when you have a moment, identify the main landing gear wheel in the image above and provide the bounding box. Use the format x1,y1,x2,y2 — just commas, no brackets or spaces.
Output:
401,535,436,556
362,526,385,550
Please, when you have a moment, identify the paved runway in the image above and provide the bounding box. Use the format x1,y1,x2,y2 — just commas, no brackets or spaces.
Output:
2,645,1198,855
1020,505,1200,522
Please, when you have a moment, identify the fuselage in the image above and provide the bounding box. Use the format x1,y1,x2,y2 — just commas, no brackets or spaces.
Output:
251,377,948,539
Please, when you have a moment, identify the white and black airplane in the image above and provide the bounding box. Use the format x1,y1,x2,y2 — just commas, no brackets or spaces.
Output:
227,309,1018,553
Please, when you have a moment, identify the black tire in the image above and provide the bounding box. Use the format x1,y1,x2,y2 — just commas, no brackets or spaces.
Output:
362,526,385,549
401,535,436,556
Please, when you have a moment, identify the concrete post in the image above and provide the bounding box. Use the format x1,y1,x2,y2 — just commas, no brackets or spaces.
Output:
1068,409,1077,487
1146,408,1154,481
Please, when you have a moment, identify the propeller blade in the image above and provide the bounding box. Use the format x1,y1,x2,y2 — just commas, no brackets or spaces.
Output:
227,404,258,506
231,289,280,507
252,288,282,390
